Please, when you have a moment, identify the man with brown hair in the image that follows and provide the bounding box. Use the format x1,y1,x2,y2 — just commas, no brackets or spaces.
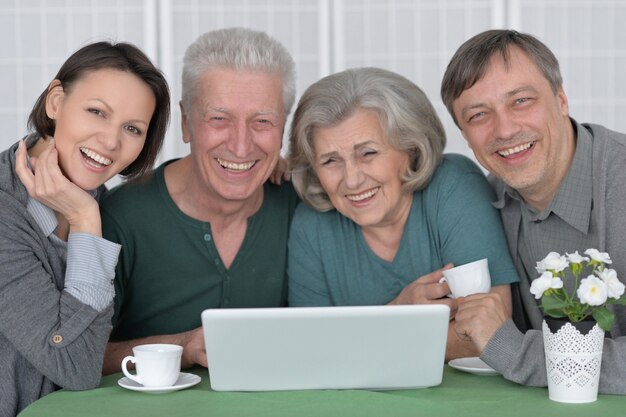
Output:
442,29,626,394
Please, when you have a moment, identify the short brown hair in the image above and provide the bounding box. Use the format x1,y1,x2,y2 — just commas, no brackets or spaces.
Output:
28,41,170,180
441,30,562,126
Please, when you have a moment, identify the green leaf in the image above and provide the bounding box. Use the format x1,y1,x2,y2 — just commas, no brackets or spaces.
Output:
592,308,614,332
541,293,568,312
609,295,626,306
543,309,567,319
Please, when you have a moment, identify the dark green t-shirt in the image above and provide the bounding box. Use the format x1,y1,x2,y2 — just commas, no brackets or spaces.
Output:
101,160,299,341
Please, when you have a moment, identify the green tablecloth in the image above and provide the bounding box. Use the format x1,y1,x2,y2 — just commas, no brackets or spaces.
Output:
19,366,625,417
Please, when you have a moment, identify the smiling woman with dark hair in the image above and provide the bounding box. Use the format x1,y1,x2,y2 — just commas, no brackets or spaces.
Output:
0,41,169,417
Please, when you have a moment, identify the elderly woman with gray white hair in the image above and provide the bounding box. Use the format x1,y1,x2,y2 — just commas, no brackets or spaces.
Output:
286,67,519,360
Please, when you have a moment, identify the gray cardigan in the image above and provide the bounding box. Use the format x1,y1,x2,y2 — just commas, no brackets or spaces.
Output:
0,136,113,417
482,121,626,394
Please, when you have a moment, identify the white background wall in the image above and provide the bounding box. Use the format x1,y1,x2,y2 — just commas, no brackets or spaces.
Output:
2,0,626,172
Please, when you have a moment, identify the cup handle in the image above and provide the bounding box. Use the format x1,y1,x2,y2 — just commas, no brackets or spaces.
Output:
121,356,141,384
438,277,454,298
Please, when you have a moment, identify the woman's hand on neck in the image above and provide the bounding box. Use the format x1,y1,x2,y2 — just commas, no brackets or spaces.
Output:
15,138,102,240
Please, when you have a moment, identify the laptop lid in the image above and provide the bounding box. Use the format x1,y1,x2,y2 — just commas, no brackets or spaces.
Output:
201,304,449,391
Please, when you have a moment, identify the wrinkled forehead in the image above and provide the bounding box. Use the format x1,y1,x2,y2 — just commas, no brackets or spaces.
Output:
194,68,285,114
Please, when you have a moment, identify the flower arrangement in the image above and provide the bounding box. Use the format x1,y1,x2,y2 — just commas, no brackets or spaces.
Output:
530,249,626,331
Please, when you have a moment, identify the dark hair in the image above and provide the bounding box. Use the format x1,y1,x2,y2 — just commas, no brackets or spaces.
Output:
441,29,562,126
27,41,170,180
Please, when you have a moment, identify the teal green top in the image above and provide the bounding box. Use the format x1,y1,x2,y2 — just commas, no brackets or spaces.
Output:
288,154,519,306
101,161,299,341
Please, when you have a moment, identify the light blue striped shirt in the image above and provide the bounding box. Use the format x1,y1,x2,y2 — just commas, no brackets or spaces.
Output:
26,197,120,311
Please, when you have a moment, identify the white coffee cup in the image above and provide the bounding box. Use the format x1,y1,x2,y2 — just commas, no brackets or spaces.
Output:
121,344,183,387
441,258,491,298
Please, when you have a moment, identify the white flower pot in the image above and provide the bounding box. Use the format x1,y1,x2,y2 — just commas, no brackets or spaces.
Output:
542,319,604,403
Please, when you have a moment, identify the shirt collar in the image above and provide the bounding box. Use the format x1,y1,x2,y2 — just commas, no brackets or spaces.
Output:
492,119,593,233
15,144,59,237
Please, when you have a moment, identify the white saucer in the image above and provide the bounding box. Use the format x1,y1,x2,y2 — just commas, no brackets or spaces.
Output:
448,357,499,376
118,372,201,393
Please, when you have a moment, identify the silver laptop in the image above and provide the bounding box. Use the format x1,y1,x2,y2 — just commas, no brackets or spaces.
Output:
201,304,449,391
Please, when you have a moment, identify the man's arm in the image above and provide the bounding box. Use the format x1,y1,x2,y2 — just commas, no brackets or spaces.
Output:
481,320,626,395
102,327,207,375
453,285,511,350
445,325,479,361
446,284,511,361
455,287,626,394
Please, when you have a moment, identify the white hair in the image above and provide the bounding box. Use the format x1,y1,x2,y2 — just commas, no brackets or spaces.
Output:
181,27,296,115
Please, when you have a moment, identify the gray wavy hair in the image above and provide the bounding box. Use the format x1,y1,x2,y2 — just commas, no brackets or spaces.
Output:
288,67,446,212
181,27,296,115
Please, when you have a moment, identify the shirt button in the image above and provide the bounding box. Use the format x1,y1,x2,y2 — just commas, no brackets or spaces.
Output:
224,298,230,305
204,234,212,241
51,334,63,344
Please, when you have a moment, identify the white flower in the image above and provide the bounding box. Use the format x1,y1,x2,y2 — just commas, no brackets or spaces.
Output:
566,251,589,264
584,248,612,264
577,275,608,306
530,272,564,299
535,252,569,274
596,268,625,299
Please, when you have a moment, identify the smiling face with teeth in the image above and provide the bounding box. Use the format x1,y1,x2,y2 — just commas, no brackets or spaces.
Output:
313,109,412,232
181,68,285,203
452,47,575,210
45,69,155,190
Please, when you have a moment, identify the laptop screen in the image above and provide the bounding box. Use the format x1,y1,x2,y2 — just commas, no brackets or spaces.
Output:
201,304,449,391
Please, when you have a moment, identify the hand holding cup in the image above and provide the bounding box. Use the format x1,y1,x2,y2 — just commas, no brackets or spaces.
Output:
441,258,491,298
